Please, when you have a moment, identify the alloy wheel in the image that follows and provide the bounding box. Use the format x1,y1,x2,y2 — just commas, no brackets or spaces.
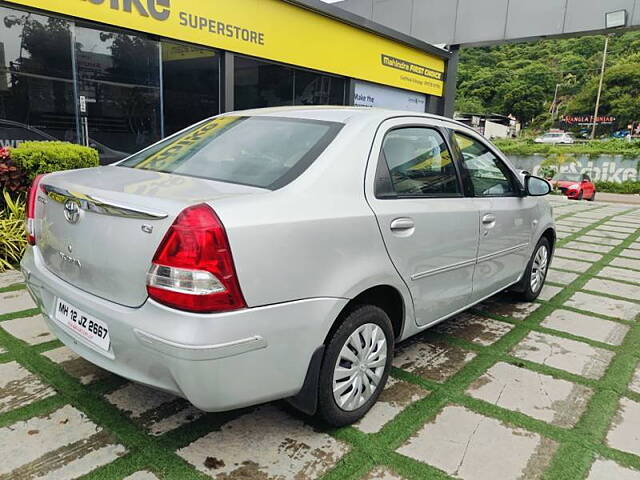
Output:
332,323,387,411
530,245,549,293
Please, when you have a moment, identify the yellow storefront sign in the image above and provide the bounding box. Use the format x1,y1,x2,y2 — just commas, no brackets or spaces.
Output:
6,0,445,96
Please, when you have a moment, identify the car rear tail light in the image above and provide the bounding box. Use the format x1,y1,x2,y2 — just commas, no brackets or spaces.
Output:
146,203,246,313
25,174,46,246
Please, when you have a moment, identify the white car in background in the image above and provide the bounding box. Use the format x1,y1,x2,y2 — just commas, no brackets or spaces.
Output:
534,131,576,144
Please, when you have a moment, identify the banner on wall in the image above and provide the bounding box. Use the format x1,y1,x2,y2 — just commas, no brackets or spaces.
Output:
6,0,446,96
353,80,427,112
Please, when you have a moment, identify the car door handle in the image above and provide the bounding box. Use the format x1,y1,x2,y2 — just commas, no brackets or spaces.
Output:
482,214,497,226
390,218,415,231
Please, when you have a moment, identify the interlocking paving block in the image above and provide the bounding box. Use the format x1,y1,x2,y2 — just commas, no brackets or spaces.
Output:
598,266,640,284
42,346,111,385
0,270,24,288
433,311,514,346
177,405,349,480
105,382,204,436
579,235,623,246
565,292,640,321
511,331,614,380
1,314,54,345
584,278,640,301
474,296,540,320
630,363,640,395
538,285,563,302
587,458,640,480
467,362,592,427
620,248,640,259
0,404,126,478
563,242,614,254
555,224,582,233
546,269,579,285
630,242,640,250
541,309,629,346
551,257,592,273
554,248,602,263
361,466,405,480
556,231,570,239
0,361,55,414
586,229,629,240
354,376,428,434
598,225,637,234
124,471,161,480
0,289,36,315
396,405,557,480
393,335,476,382
607,221,640,229
607,397,640,456
611,257,640,271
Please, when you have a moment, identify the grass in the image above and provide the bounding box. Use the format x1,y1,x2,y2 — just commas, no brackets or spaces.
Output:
0,201,638,479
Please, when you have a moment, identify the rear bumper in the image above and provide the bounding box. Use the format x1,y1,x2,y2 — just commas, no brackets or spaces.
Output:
21,247,347,411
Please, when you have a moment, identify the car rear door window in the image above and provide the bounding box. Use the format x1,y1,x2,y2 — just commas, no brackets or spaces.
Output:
379,128,460,197
454,133,518,197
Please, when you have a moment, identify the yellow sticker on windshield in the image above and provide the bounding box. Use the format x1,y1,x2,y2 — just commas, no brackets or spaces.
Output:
136,116,241,171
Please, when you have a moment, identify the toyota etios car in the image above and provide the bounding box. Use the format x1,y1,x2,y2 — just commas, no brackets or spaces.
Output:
21,107,555,426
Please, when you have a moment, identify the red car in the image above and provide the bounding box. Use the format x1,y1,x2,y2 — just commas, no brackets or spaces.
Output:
550,173,596,201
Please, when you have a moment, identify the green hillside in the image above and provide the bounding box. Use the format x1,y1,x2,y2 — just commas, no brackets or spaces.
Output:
456,32,640,131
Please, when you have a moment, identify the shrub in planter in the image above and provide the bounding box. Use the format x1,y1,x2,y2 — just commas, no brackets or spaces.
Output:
0,191,27,272
10,141,99,183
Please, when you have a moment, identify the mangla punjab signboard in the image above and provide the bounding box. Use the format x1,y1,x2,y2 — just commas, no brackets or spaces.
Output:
7,0,445,96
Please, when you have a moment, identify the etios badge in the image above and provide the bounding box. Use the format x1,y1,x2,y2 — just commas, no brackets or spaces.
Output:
64,200,81,224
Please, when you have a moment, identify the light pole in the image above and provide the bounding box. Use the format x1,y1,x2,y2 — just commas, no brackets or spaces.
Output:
591,35,610,140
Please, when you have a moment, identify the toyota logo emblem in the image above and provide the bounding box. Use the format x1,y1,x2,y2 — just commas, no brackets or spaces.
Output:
63,200,80,224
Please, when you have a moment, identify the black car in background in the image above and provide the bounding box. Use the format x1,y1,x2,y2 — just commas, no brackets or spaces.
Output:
0,119,129,164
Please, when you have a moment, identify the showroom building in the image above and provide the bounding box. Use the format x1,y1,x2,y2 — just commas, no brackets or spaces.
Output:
0,0,451,162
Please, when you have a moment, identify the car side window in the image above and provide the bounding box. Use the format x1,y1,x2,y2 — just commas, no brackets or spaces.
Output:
379,127,460,197
454,132,518,197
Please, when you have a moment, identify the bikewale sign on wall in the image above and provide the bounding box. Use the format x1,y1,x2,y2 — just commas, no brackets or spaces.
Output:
510,155,640,183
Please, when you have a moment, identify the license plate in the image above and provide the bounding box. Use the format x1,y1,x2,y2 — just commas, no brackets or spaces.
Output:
54,298,110,351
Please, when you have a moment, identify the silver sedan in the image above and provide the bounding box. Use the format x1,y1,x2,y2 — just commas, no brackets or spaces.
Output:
21,107,555,426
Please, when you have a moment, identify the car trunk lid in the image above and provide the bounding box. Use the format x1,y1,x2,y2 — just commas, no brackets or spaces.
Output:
36,166,266,307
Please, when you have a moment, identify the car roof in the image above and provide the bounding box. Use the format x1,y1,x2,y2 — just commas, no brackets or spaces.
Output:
221,106,472,131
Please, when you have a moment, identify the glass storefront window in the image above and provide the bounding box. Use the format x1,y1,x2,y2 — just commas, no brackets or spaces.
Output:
75,24,161,162
294,70,345,106
161,41,220,136
234,55,345,110
234,56,294,110
0,6,76,145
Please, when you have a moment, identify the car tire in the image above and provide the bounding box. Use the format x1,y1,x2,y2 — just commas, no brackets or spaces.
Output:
515,237,551,302
317,305,394,427
577,190,583,200
588,192,596,202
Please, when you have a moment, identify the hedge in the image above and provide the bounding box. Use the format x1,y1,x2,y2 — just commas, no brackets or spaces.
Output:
594,181,640,195
493,138,640,157
10,141,99,183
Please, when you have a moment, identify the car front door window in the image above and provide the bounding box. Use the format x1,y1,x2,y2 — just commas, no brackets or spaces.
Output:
455,133,518,197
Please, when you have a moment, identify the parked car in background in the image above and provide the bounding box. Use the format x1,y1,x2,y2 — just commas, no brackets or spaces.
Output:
534,131,576,144
21,107,555,426
611,130,631,139
550,172,596,201
0,119,128,164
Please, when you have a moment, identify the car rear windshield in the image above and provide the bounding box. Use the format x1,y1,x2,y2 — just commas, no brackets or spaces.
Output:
119,116,344,189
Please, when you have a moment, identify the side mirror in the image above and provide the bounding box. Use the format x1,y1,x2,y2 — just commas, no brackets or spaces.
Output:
525,175,552,197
